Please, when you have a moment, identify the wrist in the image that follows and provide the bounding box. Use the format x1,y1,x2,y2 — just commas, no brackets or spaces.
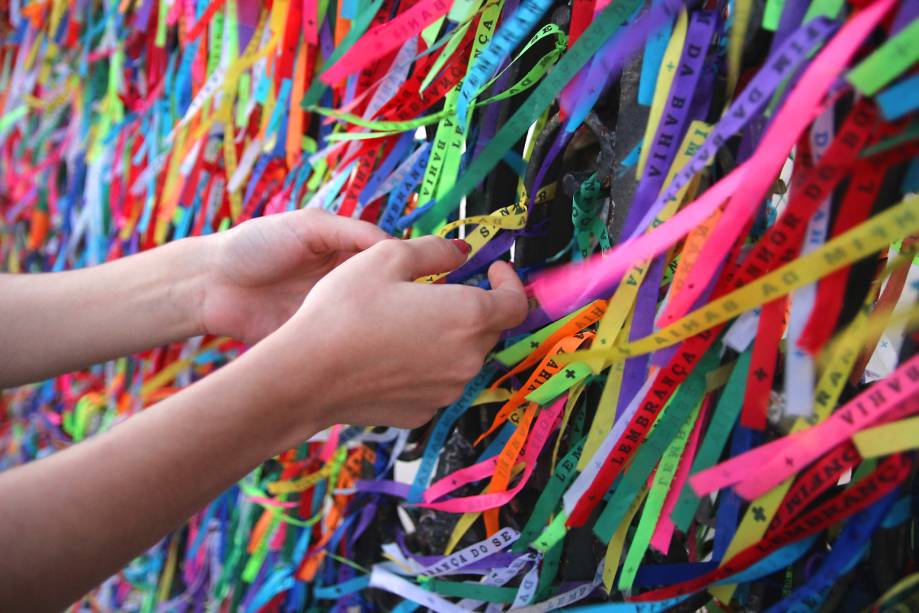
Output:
226,325,333,453
160,235,213,339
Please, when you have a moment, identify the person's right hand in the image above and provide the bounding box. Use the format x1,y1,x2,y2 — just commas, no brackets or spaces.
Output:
243,236,529,444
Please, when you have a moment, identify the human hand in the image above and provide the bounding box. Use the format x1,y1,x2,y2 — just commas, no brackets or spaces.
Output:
199,208,390,344
244,236,529,442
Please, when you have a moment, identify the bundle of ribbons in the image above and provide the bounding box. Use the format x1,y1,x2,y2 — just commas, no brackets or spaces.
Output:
2,0,919,610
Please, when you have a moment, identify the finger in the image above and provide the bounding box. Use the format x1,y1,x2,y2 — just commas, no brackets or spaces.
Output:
483,261,529,330
389,236,469,280
293,208,391,254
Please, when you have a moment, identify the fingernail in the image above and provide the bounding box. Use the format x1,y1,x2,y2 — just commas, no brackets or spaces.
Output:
451,239,471,256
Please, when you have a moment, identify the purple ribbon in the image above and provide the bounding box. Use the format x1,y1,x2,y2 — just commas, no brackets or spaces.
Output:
619,10,718,240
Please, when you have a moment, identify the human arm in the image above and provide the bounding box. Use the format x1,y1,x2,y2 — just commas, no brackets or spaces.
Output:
0,236,529,611
0,208,389,388
0,237,206,388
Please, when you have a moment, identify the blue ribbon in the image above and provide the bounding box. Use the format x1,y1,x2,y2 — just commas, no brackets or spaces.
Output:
407,364,496,502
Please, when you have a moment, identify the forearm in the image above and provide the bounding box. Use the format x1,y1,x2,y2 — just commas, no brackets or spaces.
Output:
0,337,321,612
0,238,209,388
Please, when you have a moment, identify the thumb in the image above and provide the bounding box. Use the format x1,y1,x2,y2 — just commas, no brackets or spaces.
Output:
390,236,469,280
483,261,529,330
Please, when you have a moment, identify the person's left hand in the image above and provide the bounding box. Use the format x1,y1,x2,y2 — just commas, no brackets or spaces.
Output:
199,208,390,344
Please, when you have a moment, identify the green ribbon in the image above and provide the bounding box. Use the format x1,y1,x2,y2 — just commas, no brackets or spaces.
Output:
846,11,919,96
514,437,586,551
413,0,647,233
593,348,720,542
494,306,586,367
422,578,518,602
669,346,751,532
571,173,611,260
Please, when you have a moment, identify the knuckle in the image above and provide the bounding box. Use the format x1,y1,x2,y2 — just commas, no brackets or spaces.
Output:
461,296,490,329
300,209,330,228
374,238,405,260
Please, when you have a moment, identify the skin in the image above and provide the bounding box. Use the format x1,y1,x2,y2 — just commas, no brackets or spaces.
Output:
0,208,529,612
